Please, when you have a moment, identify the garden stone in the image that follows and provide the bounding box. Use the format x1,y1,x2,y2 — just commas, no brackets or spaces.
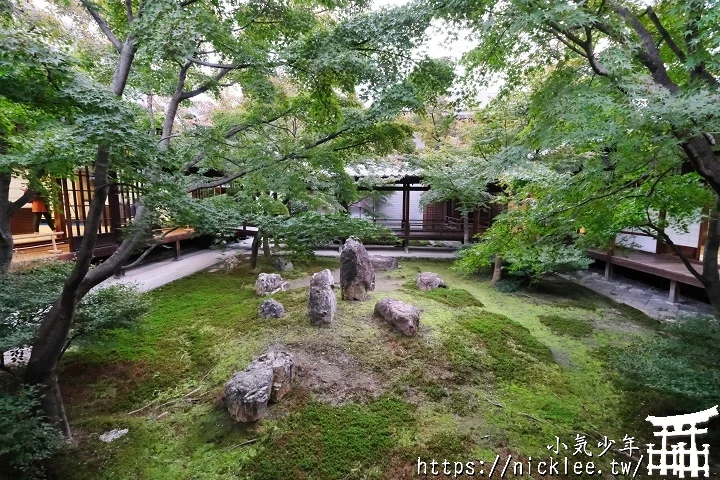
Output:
374,298,420,337
255,273,289,296
99,428,129,443
370,256,398,271
258,299,285,319
225,350,296,423
340,238,375,300
308,269,336,325
272,257,294,272
417,272,446,291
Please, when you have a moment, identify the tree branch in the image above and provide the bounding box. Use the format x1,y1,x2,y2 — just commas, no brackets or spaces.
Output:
645,7,686,62
187,57,251,70
124,0,134,23
180,68,234,100
645,212,707,287
79,0,123,52
613,5,679,92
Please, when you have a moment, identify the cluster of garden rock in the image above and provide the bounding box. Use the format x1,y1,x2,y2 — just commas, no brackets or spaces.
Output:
226,238,447,423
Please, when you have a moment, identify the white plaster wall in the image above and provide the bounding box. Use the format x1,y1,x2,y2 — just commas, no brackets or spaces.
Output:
616,233,657,252
665,221,702,248
9,177,26,203
352,185,424,221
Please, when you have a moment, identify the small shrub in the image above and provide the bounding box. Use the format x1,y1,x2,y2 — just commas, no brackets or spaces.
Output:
0,385,62,479
610,316,720,409
494,276,527,293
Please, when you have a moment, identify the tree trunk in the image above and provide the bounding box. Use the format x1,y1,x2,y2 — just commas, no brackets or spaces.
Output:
263,235,271,258
491,255,502,285
463,215,470,244
0,173,34,273
25,37,138,436
702,197,720,315
250,234,261,269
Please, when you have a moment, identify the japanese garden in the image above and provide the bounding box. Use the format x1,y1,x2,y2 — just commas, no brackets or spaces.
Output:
1,0,719,478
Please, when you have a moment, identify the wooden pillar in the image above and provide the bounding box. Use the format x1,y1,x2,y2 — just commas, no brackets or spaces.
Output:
605,237,616,280
402,182,410,253
604,260,613,281
669,280,680,303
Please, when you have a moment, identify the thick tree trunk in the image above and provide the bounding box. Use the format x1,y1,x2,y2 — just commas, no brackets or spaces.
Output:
262,235,271,258
25,37,137,436
491,255,502,285
250,234,261,269
0,173,34,273
702,198,720,315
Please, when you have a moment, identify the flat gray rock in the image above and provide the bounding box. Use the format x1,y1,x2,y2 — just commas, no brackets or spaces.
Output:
258,299,285,319
374,297,420,336
417,272,446,291
255,273,290,296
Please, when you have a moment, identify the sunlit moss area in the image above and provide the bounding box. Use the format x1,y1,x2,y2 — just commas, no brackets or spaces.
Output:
54,258,718,479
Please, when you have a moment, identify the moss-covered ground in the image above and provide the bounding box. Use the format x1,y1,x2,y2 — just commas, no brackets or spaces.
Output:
52,256,713,479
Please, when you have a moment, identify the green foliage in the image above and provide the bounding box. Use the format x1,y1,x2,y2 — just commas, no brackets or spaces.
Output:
538,314,594,338
0,261,148,356
456,219,592,281
0,385,62,480
611,316,720,408
268,212,397,258
250,396,412,480
71,285,151,348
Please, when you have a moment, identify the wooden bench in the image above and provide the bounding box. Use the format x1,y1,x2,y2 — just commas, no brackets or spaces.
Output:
13,232,63,254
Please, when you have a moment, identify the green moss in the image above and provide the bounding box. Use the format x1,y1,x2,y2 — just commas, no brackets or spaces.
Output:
249,396,413,480
447,310,555,384
402,280,484,308
422,288,484,308
538,314,594,338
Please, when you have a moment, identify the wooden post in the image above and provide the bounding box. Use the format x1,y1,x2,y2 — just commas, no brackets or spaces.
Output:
403,182,410,253
173,240,181,261
604,260,613,281
668,280,680,303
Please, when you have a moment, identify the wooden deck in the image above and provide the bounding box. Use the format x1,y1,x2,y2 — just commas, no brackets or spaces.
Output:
588,249,717,301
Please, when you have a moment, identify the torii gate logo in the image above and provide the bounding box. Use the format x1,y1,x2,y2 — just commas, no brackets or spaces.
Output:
646,405,718,477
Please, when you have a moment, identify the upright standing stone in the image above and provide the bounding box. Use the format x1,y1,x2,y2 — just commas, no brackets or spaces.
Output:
225,349,296,423
308,269,337,325
340,238,375,300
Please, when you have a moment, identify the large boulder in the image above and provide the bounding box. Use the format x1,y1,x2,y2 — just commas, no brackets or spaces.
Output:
417,272,446,291
308,269,337,325
225,350,296,423
370,256,398,272
258,299,285,319
255,273,290,296
374,298,421,337
272,257,294,272
340,238,375,300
